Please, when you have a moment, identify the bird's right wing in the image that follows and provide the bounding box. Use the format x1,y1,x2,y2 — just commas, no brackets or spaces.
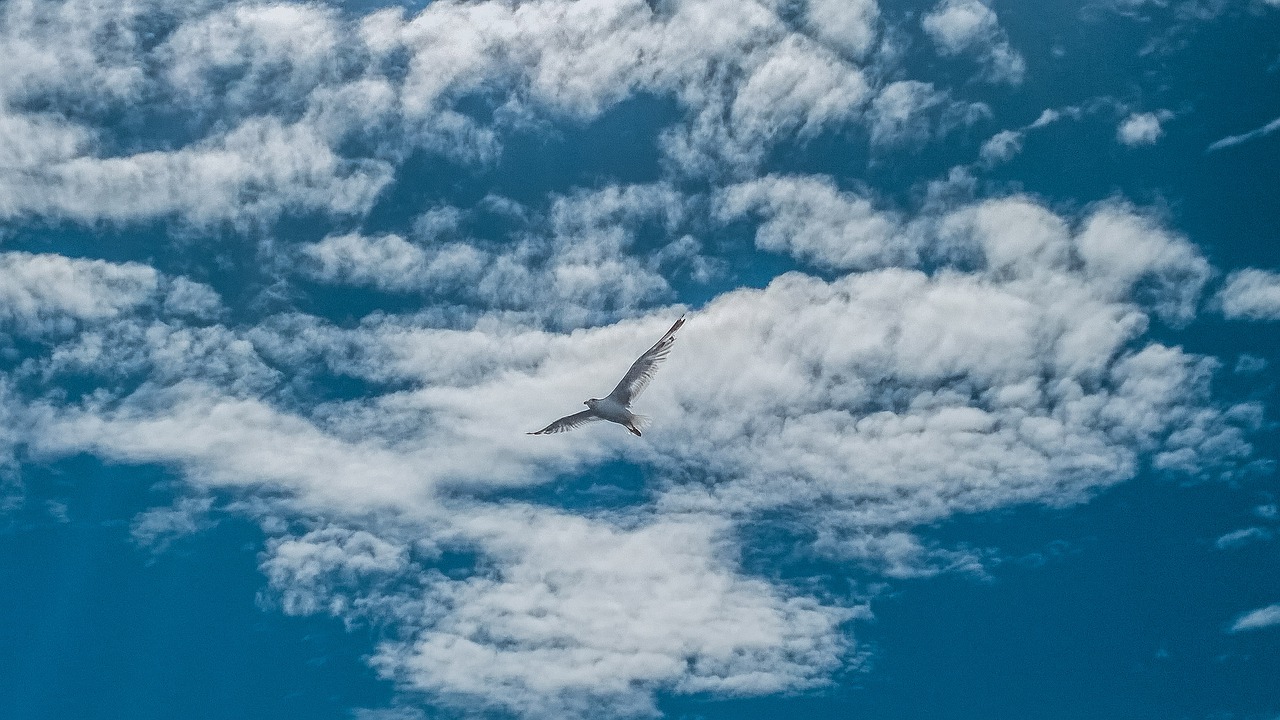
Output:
527,410,603,435
606,315,685,407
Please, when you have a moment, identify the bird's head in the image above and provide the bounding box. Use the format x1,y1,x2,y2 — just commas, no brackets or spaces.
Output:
585,398,599,408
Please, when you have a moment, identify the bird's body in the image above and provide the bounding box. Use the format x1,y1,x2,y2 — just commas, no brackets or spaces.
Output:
529,315,685,437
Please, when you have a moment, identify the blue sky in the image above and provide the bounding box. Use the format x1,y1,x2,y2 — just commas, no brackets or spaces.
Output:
1,0,1279,718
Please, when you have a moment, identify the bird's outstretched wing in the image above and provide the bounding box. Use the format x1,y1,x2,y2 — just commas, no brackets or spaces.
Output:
527,410,602,435
606,315,685,407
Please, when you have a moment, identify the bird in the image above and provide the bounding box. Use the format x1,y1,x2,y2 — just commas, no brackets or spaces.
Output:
528,315,686,437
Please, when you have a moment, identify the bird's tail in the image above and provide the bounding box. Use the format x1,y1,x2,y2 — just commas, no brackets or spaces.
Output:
624,412,650,436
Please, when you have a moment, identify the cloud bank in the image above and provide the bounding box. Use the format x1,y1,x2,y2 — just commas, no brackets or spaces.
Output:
0,0,1269,718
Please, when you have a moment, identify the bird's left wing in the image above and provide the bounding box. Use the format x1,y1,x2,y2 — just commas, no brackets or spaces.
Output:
606,315,685,407
527,410,603,435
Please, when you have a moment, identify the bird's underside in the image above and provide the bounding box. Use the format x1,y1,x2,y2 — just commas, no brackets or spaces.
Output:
528,315,685,437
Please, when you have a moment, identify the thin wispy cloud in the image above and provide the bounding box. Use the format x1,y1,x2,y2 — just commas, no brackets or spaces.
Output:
1207,114,1280,152
1230,604,1280,633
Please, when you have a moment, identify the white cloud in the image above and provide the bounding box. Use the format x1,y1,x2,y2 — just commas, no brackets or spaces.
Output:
25,193,1229,519
865,81,990,148
716,175,910,270
131,496,217,551
380,0,874,173
727,35,871,146
0,0,971,227
6,180,1248,716
351,709,427,720
1218,268,1280,320
1215,526,1272,549
0,0,1266,715
43,321,280,396
980,129,1023,164
0,0,191,107
0,108,92,170
371,508,852,718
5,192,1249,712
0,117,393,226
158,3,344,115
262,526,410,617
0,379,18,470
922,0,999,53
1229,603,1280,633
867,81,943,146
299,232,487,294
1030,108,1067,128
0,252,159,335
804,0,880,58
921,0,1026,84
0,2,376,228
296,184,694,325
1234,354,1267,374
1117,111,1169,146
1072,202,1209,325
161,277,224,321
975,106,1084,167
1207,113,1280,152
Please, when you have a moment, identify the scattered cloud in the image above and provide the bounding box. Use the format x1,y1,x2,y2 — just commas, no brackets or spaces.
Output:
921,0,1026,84
368,508,853,718
1215,526,1272,549
131,496,217,552
299,232,486,294
0,0,1273,717
867,80,989,147
1218,269,1280,320
1207,114,1280,152
1117,111,1172,146
975,106,1082,167
0,252,159,335
1229,603,1280,633
804,0,881,58
4,183,1253,714
1234,354,1268,374
261,526,410,617
980,129,1024,164
715,175,908,270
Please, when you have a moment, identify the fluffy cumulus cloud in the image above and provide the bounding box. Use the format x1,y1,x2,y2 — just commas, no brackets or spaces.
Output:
0,117,394,226
1217,269,1280,320
370,509,852,718
262,526,410,617
299,232,487,294
804,0,880,58
0,0,1005,228
293,184,698,326
921,0,1026,84
1117,111,1171,146
715,175,908,270
866,80,988,147
0,252,159,334
980,129,1023,164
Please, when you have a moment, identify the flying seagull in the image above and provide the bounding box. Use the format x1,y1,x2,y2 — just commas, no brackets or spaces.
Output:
528,315,686,437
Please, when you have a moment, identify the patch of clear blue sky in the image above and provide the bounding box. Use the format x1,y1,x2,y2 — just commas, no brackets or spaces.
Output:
3,1,1280,719
0,460,395,719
